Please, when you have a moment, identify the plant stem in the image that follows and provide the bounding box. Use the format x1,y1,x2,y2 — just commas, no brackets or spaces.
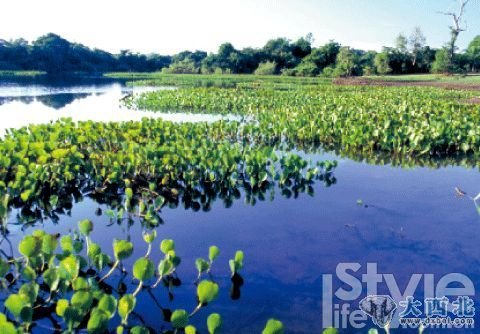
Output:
189,303,202,317
99,259,119,282
151,275,163,288
133,280,143,296
145,243,151,258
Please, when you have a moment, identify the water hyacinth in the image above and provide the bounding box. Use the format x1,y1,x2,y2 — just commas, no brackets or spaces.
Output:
0,117,335,226
0,221,246,333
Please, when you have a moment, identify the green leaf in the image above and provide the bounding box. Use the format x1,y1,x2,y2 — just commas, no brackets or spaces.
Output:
262,319,285,334
130,326,150,334
195,258,209,275
133,257,155,281
21,266,36,281
367,329,378,334
113,239,134,261
118,294,136,324
171,309,189,329
19,282,39,304
98,294,117,318
87,308,109,334
5,294,29,319
142,230,156,244
185,325,197,334
43,268,60,292
71,291,93,311
56,299,69,317
93,253,110,271
64,306,82,330
0,316,17,334
208,245,220,262
197,280,219,304
158,259,173,276
41,233,58,255
60,235,74,253
88,242,102,259
78,219,94,236
18,235,40,258
59,255,80,281
234,250,244,263
20,306,33,323
160,239,175,254
207,313,222,334
72,277,89,291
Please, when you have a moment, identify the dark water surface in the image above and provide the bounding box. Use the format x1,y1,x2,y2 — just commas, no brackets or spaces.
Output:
1,77,479,334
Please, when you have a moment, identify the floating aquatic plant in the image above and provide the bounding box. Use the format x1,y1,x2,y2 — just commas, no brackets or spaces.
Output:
0,220,247,333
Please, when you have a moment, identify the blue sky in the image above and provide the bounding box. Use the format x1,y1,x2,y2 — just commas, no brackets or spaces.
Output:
1,0,479,54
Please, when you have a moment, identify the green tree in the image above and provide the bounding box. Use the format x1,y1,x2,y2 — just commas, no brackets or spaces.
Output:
262,38,298,70
291,33,313,59
374,52,391,75
409,27,427,67
431,48,452,73
334,47,359,77
254,61,277,75
466,35,480,72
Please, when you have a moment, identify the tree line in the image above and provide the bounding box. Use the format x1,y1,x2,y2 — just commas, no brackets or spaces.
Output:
1,32,479,77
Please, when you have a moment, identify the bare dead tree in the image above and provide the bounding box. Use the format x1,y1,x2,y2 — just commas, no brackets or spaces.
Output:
438,0,470,61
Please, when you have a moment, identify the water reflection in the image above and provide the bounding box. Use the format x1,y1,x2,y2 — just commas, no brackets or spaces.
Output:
0,78,237,136
0,93,91,109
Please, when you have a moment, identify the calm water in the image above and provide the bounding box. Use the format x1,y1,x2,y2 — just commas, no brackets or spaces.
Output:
0,76,234,136
1,77,479,333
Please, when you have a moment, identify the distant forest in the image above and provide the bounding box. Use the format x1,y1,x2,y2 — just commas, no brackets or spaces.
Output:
1,32,479,76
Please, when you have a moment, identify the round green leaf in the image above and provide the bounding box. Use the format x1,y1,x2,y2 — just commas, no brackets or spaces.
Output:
60,235,74,253
98,294,117,318
18,235,41,258
78,219,94,236
41,234,58,254
118,294,136,323
72,277,89,291
113,239,134,261
59,255,80,281
158,259,173,276
171,309,189,329
56,299,69,317
5,294,29,318
71,291,93,311
133,257,155,281
185,325,197,334
197,280,219,304
160,239,175,254
88,242,102,259
87,308,109,334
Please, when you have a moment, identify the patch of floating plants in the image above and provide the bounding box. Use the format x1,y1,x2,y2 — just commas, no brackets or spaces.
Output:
133,85,480,156
0,219,249,333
